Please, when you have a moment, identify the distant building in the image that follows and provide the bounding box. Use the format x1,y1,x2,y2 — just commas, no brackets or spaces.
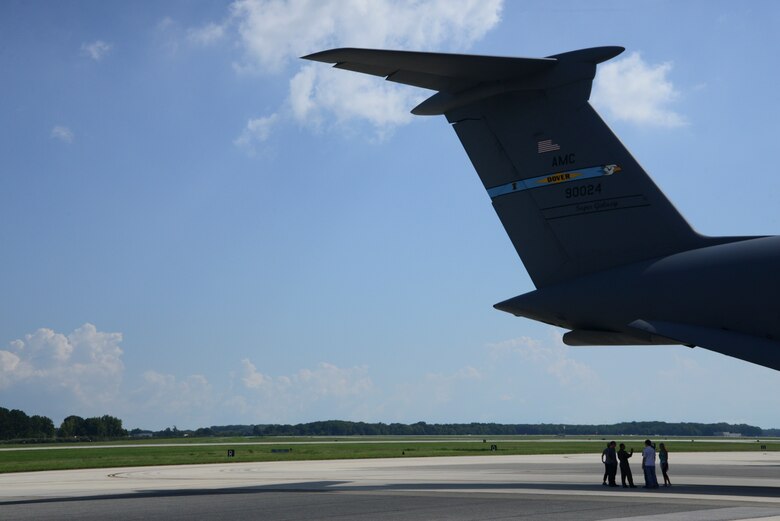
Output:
715,432,742,437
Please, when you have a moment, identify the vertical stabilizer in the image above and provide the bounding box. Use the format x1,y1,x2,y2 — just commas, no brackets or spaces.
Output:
303,47,708,287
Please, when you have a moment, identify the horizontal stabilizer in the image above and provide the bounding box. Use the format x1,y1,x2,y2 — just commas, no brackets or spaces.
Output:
303,47,624,115
303,48,557,93
630,320,780,371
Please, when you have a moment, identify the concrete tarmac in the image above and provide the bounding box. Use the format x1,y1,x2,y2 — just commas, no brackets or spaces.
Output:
1,452,778,520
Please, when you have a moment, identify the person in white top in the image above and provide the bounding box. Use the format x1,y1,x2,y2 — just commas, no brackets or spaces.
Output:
641,439,659,488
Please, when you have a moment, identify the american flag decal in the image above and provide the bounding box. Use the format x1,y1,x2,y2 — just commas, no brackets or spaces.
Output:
537,139,561,153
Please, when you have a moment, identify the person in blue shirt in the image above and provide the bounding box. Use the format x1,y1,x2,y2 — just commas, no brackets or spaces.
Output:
642,439,659,488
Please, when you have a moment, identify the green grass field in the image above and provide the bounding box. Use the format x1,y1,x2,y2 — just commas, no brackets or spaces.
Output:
1,437,777,474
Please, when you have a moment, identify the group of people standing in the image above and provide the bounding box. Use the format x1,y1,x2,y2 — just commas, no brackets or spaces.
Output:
601,439,671,489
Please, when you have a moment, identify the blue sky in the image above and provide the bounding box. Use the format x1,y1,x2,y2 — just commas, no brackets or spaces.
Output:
2,0,779,430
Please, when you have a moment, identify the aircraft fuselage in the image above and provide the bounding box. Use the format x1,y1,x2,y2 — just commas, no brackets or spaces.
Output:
497,235,780,354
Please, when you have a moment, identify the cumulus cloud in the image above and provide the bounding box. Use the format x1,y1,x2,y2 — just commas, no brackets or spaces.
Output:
487,333,599,388
81,40,113,61
230,0,501,73
240,359,271,389
211,0,502,146
134,371,214,413
378,365,484,420
113,371,222,430
591,51,687,128
51,125,74,143
233,359,374,421
422,366,482,404
187,22,226,45
0,324,124,411
240,359,372,397
233,113,279,152
289,65,422,138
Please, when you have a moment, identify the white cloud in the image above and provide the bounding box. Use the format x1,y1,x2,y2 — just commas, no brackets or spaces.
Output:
240,358,373,397
120,371,220,430
187,22,226,45
487,332,599,388
230,0,501,73
425,366,482,385
378,365,487,422
154,17,183,57
591,51,687,128
422,366,483,404
81,40,113,61
157,16,176,31
217,0,503,140
8,323,772,429
0,351,21,387
234,113,279,152
233,359,374,421
0,324,124,411
298,362,374,397
240,358,271,388
288,63,318,122
135,371,214,412
289,64,422,138
51,125,74,143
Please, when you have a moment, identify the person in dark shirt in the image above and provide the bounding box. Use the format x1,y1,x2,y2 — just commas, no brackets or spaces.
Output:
604,441,618,487
618,443,637,488
601,443,609,485
659,443,671,486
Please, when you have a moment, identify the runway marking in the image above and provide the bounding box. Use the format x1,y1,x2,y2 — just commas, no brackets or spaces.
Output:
600,506,780,521
410,487,780,504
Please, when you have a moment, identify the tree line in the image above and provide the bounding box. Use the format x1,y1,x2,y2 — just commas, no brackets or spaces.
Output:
4,408,777,441
249,420,766,437
0,407,126,441
152,420,770,438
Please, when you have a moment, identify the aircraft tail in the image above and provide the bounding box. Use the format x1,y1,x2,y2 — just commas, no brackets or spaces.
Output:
304,47,719,288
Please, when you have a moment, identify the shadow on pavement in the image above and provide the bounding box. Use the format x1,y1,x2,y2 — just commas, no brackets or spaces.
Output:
3,479,778,506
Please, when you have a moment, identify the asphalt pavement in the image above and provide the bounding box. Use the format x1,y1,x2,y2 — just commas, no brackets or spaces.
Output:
1,452,778,520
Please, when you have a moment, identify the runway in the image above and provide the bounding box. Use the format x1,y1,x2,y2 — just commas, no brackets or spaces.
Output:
1,452,779,520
